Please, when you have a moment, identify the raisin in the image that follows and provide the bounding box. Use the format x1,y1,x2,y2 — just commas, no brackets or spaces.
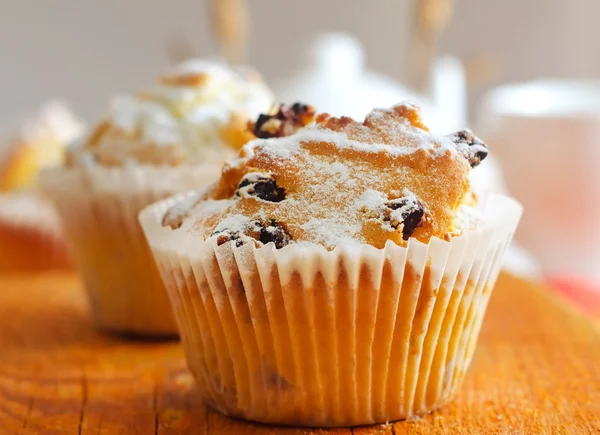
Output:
237,173,286,202
212,230,244,247
257,220,292,249
244,219,292,249
290,102,312,117
253,114,280,139
211,219,292,249
448,129,488,168
250,102,316,138
384,196,428,240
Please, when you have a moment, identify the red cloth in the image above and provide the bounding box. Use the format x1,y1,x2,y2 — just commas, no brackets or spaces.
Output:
546,276,600,317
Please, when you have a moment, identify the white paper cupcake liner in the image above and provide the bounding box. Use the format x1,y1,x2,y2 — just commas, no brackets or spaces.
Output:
40,163,221,336
0,193,71,271
140,193,521,426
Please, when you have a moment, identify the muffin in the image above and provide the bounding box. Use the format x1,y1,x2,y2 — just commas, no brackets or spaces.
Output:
0,101,83,270
140,102,522,425
0,101,85,192
40,60,274,337
0,193,71,271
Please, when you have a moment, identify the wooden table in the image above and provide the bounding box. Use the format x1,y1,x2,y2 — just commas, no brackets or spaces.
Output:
0,272,598,434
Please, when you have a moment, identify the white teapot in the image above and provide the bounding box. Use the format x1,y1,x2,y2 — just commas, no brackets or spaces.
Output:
273,32,466,133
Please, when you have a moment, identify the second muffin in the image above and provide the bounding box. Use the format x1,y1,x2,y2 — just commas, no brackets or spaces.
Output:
41,60,274,337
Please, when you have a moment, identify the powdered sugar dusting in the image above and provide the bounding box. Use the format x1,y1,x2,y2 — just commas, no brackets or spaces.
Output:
212,214,252,234
164,102,481,248
354,189,387,211
389,189,419,221
73,59,274,165
258,117,458,162
299,217,362,246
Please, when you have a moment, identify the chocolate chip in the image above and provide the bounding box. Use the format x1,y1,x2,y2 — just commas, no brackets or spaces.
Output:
237,173,286,202
448,129,488,168
384,196,428,240
211,219,292,249
250,102,316,138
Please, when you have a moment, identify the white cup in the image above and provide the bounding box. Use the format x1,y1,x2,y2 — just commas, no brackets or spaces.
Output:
478,80,600,281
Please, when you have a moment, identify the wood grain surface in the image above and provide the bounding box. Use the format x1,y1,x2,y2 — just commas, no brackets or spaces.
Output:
0,272,598,434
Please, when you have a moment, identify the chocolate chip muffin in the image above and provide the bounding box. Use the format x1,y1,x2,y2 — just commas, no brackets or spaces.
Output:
140,102,522,426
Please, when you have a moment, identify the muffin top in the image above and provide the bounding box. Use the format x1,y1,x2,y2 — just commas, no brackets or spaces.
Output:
162,102,488,249
67,60,274,167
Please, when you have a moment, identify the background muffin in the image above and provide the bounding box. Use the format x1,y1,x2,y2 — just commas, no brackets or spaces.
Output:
0,193,71,271
141,102,521,425
41,60,274,337
67,59,273,167
0,100,85,192
0,101,83,271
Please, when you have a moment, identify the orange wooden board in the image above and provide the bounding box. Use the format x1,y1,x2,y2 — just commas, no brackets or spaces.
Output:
0,272,598,434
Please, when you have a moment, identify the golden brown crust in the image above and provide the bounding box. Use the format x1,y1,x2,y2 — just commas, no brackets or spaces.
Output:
0,144,39,191
220,112,257,150
68,123,187,167
158,71,210,87
84,120,112,149
72,110,259,167
169,103,484,249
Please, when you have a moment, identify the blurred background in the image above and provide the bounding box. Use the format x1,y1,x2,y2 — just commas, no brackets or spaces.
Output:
2,0,600,306
2,0,599,121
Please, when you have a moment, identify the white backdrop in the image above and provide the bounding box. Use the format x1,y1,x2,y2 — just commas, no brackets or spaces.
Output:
1,0,599,122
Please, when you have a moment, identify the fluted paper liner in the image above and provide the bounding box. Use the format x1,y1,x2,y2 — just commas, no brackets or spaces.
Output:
0,193,71,271
140,194,522,426
40,164,220,336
